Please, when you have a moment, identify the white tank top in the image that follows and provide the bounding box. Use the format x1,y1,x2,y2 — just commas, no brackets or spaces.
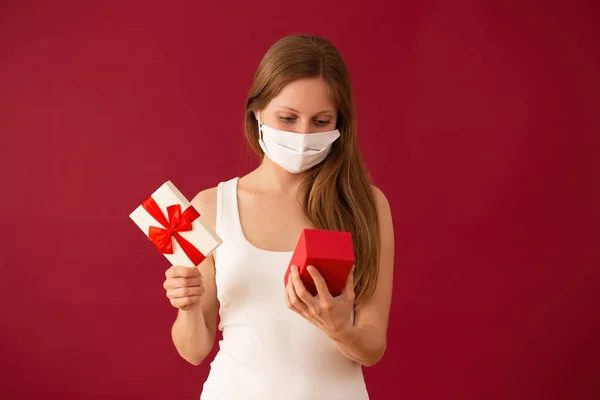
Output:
199,177,370,400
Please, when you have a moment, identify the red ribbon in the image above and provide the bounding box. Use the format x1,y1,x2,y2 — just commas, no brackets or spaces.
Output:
141,196,206,266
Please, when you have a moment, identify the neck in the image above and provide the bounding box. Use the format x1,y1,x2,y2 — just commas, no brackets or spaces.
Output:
255,156,307,194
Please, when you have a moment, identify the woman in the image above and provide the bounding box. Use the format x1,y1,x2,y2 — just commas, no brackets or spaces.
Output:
163,34,395,399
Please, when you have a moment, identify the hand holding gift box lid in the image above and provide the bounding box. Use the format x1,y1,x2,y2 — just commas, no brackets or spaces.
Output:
129,181,222,268
284,228,355,297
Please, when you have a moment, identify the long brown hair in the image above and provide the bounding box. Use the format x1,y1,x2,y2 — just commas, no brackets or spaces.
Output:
244,34,381,306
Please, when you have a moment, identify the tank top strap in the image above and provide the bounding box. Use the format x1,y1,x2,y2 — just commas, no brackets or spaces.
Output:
215,176,241,243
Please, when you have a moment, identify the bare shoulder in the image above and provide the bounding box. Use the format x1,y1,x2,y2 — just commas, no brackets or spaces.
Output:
370,185,394,258
191,186,218,207
370,185,392,218
190,186,218,230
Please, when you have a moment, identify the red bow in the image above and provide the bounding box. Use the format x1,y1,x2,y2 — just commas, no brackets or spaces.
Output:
141,196,206,266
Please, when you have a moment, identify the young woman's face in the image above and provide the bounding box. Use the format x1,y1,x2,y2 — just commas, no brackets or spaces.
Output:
259,77,338,134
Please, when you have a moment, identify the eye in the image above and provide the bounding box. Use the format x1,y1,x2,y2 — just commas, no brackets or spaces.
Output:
315,119,331,127
279,116,296,124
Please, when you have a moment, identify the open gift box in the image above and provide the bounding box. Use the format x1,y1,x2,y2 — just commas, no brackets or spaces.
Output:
284,228,355,297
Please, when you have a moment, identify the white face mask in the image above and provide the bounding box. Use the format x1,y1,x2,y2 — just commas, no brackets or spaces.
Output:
257,111,340,173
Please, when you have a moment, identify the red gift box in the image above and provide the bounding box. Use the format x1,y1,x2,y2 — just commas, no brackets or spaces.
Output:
284,228,355,297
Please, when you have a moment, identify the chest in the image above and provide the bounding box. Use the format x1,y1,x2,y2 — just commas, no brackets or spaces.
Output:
237,190,314,252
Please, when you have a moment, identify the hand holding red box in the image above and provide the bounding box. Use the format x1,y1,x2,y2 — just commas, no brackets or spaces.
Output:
284,228,355,297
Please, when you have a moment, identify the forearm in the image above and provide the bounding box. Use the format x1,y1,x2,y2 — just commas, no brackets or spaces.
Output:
171,307,214,365
330,325,387,367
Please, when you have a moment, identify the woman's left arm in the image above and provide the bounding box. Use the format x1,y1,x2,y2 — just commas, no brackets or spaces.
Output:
285,187,395,367
330,187,394,366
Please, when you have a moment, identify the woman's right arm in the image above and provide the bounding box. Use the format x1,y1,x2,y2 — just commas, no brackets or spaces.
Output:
168,255,219,365
165,188,219,366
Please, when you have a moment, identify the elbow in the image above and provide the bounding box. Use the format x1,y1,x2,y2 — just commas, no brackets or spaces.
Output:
361,356,382,368
175,345,209,366
361,342,387,367
187,359,203,367
182,352,206,366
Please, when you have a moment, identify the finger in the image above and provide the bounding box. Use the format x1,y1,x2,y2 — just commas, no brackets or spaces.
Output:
287,278,308,314
164,276,203,290
306,266,332,301
167,286,204,299
341,265,356,300
171,295,201,309
290,266,315,307
166,266,200,278
284,285,291,308
286,283,308,317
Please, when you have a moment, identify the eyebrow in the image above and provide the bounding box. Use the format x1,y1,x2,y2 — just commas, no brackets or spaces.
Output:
276,105,335,115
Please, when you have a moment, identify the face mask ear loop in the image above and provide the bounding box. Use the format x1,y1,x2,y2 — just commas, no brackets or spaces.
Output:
257,110,264,140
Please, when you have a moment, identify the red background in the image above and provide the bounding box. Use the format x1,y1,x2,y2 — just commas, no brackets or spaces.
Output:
1,1,599,399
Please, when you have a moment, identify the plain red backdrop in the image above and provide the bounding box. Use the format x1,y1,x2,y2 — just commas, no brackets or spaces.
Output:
1,1,599,399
